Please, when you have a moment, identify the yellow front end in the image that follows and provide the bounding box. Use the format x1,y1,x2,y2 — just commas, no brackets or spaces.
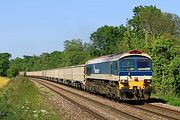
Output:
118,77,152,100
119,80,146,90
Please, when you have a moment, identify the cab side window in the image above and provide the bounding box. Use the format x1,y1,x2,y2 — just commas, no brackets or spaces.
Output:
113,62,118,75
86,66,91,75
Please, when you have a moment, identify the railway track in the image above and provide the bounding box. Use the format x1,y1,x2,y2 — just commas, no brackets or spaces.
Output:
33,78,141,120
136,103,180,120
32,78,180,120
34,79,106,120
123,103,180,120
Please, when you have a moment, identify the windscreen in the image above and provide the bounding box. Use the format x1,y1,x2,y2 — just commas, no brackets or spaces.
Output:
120,57,152,71
121,59,135,71
136,59,151,71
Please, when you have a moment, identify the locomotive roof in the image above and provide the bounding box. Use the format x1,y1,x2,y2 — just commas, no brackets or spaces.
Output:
86,50,151,65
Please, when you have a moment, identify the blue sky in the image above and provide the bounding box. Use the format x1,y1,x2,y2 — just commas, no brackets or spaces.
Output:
0,0,179,58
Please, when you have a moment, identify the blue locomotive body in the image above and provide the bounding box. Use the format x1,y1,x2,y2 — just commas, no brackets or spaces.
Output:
85,50,152,100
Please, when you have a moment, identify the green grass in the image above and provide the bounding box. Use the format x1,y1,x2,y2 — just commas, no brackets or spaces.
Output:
151,93,180,106
0,76,60,120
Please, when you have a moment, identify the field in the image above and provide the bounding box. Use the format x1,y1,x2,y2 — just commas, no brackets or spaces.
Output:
0,77,60,120
0,77,10,88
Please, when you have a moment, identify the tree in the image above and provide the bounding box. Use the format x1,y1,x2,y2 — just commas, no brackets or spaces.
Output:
62,39,89,66
0,53,11,76
90,25,126,55
116,26,132,52
169,55,180,95
7,57,24,77
165,13,180,37
129,6,176,38
151,38,175,94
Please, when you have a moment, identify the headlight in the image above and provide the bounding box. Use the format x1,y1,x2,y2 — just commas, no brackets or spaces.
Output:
120,79,128,84
144,79,152,83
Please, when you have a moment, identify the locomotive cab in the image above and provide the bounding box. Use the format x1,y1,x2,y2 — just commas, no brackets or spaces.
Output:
118,52,152,100
85,50,152,101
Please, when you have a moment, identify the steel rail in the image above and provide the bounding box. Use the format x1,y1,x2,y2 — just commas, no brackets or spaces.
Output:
33,78,180,120
123,103,179,120
34,80,106,120
33,78,141,120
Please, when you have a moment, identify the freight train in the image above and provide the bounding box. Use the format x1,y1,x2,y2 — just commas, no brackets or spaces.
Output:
20,50,152,100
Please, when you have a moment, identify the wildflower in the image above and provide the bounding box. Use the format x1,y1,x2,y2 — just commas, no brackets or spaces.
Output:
25,100,30,104
33,110,37,113
33,114,38,118
39,109,48,115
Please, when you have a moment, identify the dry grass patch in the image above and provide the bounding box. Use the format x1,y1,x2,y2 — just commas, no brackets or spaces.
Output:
0,77,10,88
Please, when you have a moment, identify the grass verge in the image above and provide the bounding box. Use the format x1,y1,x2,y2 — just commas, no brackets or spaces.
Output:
151,93,180,106
0,76,60,120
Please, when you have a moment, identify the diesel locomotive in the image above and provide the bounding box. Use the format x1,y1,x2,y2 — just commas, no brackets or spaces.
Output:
22,50,152,100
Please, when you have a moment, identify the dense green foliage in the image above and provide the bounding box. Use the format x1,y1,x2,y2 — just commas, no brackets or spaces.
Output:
90,25,127,55
62,39,90,66
0,77,60,120
1,6,180,97
0,53,11,76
